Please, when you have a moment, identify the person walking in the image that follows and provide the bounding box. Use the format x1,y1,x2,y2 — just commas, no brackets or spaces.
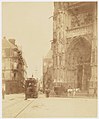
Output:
45,87,50,98
2,88,5,99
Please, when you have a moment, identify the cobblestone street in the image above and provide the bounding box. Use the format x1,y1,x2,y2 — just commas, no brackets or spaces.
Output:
2,93,97,118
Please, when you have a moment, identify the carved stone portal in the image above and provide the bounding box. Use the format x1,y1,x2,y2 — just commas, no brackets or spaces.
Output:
66,37,91,91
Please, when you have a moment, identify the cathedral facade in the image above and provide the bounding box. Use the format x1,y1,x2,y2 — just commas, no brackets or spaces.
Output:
52,2,97,94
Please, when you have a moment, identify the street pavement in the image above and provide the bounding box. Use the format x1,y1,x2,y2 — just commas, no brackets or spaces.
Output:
2,93,98,118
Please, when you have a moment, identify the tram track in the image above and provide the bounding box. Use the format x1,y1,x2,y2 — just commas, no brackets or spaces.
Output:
14,99,34,118
3,99,24,109
2,96,35,118
2,94,26,109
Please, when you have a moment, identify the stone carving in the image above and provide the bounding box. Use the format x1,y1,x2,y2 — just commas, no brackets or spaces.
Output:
71,12,93,28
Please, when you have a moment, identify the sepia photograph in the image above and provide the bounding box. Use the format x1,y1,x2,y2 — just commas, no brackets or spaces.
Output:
1,1,98,118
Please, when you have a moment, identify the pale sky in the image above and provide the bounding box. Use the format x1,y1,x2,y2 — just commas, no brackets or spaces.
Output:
2,2,53,79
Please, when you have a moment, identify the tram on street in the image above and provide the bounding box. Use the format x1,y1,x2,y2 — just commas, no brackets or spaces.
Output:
25,78,38,100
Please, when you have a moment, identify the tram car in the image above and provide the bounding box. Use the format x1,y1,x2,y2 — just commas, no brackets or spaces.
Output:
25,78,38,100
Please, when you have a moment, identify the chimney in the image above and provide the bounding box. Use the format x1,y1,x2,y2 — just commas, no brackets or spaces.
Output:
9,39,16,45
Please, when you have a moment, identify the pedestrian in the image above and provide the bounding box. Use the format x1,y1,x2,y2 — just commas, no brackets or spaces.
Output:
2,88,5,99
73,89,76,97
45,87,50,98
94,87,97,97
67,85,72,97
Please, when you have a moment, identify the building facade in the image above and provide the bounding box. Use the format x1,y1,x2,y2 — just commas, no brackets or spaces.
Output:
52,2,97,95
2,37,27,94
43,49,53,92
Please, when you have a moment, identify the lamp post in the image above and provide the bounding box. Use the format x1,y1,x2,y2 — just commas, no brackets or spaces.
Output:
35,69,38,79
32,74,33,80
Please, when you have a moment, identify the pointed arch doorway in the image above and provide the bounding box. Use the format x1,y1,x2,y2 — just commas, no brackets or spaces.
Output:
66,37,91,91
